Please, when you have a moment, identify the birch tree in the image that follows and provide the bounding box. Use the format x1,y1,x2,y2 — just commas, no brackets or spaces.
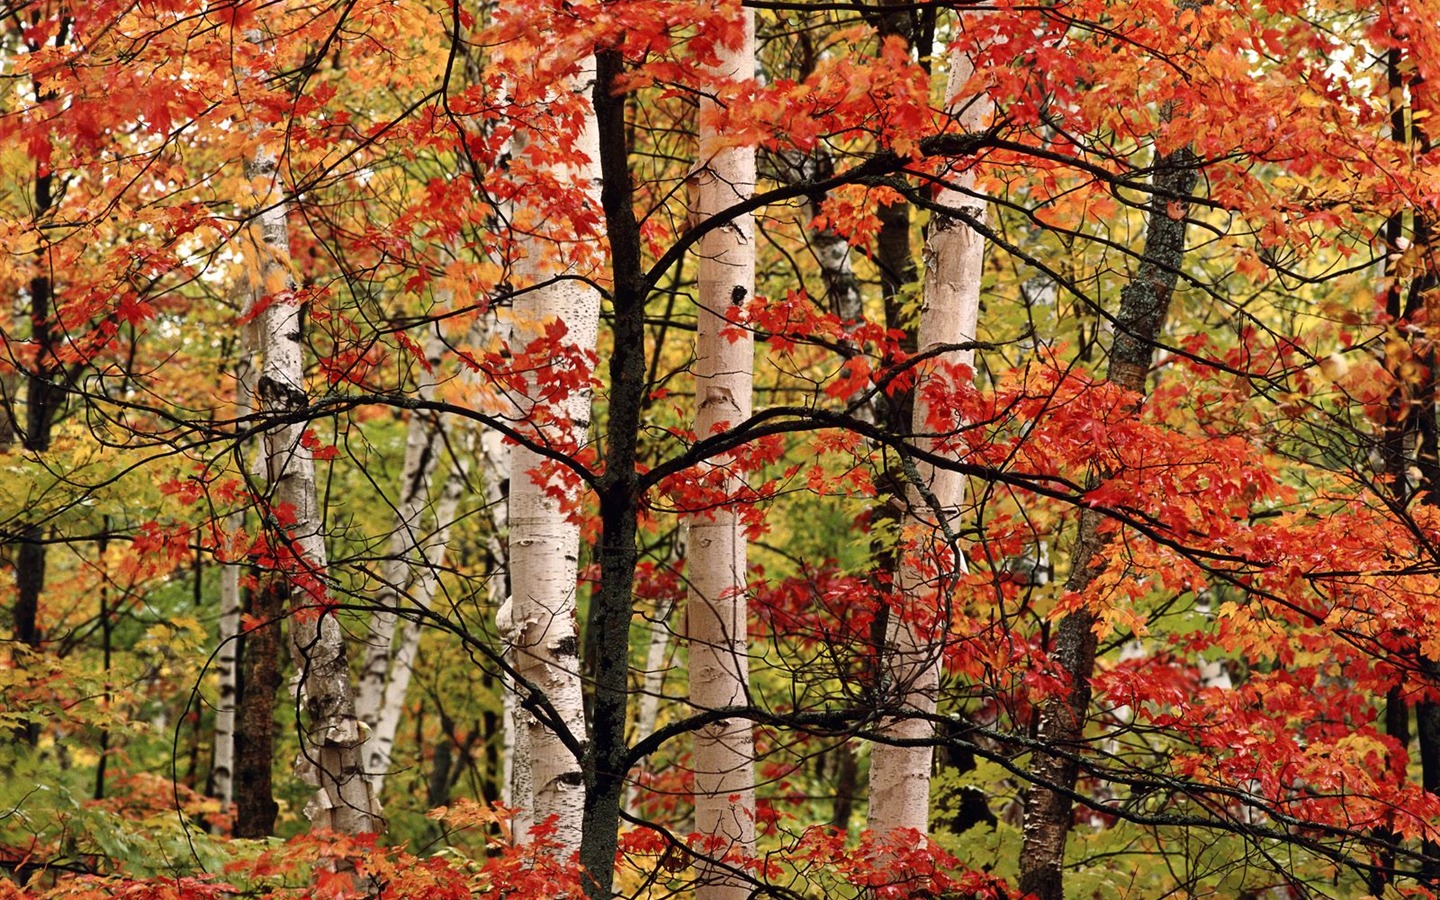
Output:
505,56,604,854
353,334,449,737
243,43,376,833
686,5,757,893
867,32,991,841
362,450,471,796
211,337,254,818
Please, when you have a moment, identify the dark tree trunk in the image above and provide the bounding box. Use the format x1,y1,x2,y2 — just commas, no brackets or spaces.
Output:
234,579,285,838
1371,47,1424,893
428,712,455,810
1018,144,1198,900
943,732,996,834
480,706,502,806
8,21,70,707
1421,695,1440,883
10,162,63,748
578,45,648,900
829,742,858,832
1411,226,1440,884
95,527,112,801
14,166,59,645
1373,686,1411,892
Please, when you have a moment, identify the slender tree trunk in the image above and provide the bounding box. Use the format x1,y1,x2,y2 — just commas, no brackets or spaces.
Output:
1018,141,1199,900
94,529,112,801
489,375,527,831
474,410,523,827
354,334,449,736
214,545,243,816
1383,57,1440,889
234,577,283,838
867,37,991,842
1371,51,1416,891
1405,217,1440,882
579,44,648,900
427,712,456,809
777,144,874,423
506,58,603,853
364,448,469,796
468,323,517,824
861,1,924,759
830,743,859,832
687,9,758,895
626,591,676,815
213,341,256,817
13,173,61,750
870,1,925,357
1373,685,1411,892
245,103,376,834
11,21,69,700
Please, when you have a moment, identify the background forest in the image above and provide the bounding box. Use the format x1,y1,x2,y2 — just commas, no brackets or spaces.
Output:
2,0,1440,897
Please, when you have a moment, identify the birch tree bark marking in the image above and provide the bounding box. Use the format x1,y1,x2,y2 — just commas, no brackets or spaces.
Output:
212,330,255,817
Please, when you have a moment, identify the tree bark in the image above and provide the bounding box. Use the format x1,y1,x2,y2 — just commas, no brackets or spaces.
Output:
13,165,62,752
1018,142,1199,900
830,742,859,832
1382,52,1440,889
1403,218,1440,883
245,103,377,834
869,0,924,364
687,9,758,896
213,339,256,817
355,334,449,737
867,37,991,842
234,577,283,838
626,589,676,816
363,446,469,796
579,44,648,900
11,21,69,691
506,57,603,854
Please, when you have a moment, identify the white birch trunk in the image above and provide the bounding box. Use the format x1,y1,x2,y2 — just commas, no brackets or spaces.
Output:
354,333,448,739
687,11,758,896
214,549,242,814
473,413,525,826
626,591,678,815
355,298,514,799
246,128,377,835
866,38,991,841
363,445,469,795
212,342,255,817
506,59,603,854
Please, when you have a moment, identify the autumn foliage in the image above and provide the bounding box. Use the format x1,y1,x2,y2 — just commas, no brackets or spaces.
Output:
6,0,1440,897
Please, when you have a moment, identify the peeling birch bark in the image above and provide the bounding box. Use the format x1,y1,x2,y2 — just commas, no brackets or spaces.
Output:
244,84,376,834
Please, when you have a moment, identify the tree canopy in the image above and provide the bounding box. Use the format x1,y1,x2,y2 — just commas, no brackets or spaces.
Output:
4,0,1440,897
